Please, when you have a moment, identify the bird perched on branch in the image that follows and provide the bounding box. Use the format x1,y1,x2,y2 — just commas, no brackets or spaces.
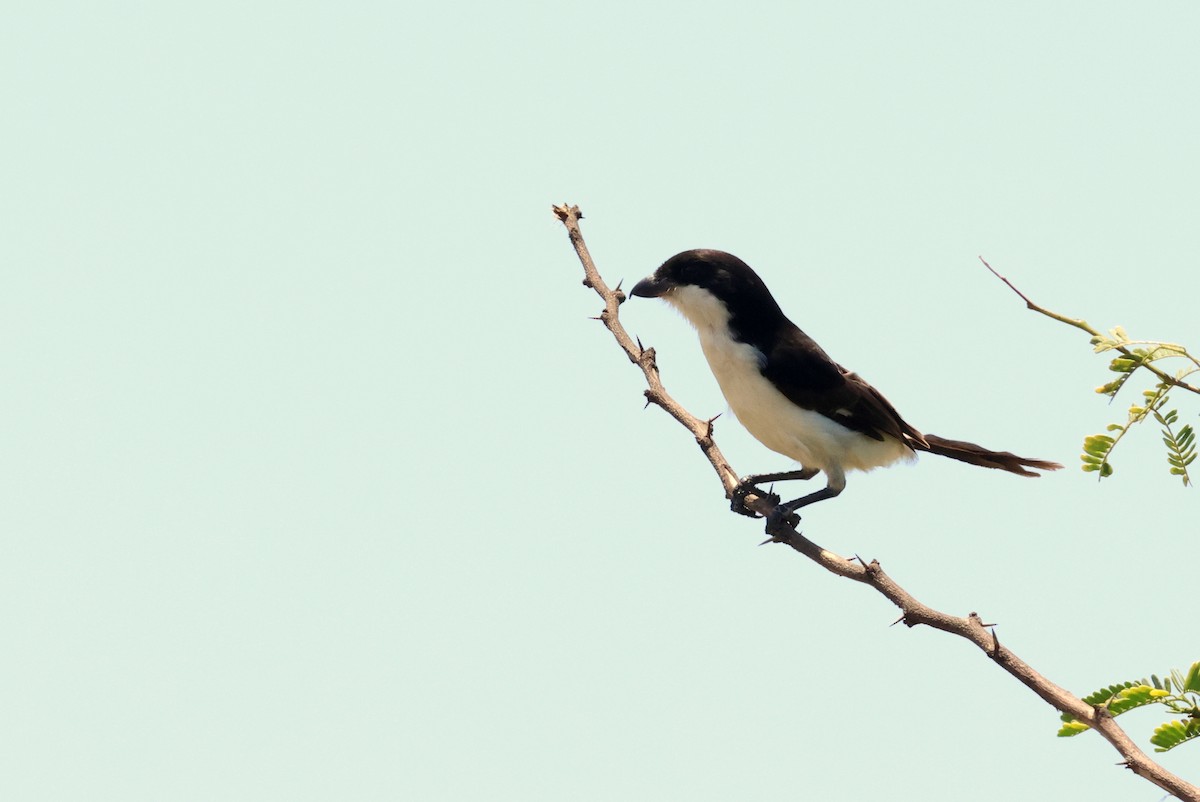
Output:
631,249,1061,524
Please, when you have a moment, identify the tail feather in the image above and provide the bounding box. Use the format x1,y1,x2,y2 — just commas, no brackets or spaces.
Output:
915,434,1063,477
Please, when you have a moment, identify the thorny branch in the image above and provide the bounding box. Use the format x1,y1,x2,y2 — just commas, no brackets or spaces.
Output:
554,203,1199,802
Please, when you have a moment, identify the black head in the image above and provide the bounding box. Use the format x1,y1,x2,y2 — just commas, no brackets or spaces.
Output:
631,249,784,318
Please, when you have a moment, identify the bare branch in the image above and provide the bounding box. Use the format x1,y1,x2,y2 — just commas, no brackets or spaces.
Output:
555,205,1199,801
979,256,1200,396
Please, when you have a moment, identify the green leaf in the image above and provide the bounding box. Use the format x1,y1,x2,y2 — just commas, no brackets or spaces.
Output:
1159,419,1195,487
1151,719,1200,752
1143,342,1188,361
1057,720,1091,737
1080,681,1140,708
1184,662,1200,694
1107,685,1169,716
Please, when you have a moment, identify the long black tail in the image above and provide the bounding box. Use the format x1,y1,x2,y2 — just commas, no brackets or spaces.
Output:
915,434,1063,477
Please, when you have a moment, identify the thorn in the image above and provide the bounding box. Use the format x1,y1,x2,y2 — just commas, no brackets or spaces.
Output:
990,627,1001,657
854,554,868,568
588,315,602,321
636,335,644,353
758,537,774,546
889,614,905,627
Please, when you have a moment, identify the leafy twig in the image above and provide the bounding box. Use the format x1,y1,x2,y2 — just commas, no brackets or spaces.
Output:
981,257,1198,482
979,257,1200,396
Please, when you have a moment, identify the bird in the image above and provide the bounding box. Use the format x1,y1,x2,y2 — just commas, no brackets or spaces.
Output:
630,248,1061,523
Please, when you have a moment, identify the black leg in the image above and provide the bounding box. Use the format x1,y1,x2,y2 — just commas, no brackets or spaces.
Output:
742,467,820,486
777,483,844,515
766,469,847,531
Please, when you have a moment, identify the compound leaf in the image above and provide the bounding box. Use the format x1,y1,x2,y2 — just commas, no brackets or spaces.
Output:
1151,719,1200,752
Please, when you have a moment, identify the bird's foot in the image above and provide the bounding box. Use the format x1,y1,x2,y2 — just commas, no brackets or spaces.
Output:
766,503,801,532
730,480,778,518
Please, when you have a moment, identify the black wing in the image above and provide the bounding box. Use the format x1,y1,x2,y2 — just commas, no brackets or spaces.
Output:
760,326,926,446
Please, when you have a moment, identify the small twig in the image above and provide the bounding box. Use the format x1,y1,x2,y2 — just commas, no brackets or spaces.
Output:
554,206,1199,801
979,256,1200,396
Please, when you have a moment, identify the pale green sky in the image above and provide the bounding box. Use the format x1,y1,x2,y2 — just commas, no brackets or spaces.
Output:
2,2,1197,800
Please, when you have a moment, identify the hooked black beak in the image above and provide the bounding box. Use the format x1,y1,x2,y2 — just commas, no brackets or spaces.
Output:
631,275,673,298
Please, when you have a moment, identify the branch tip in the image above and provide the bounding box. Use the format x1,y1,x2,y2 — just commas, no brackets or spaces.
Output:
551,203,582,222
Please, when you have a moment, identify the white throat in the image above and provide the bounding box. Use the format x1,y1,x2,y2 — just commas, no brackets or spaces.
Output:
662,285,735,335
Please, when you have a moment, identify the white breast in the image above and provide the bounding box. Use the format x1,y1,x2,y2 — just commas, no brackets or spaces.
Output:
665,286,914,475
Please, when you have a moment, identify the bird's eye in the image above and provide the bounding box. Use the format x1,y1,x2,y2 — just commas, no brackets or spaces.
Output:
679,263,704,285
